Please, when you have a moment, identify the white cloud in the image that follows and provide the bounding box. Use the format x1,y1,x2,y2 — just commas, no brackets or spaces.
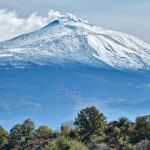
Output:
0,99,43,111
128,82,150,89
15,100,43,111
59,86,148,110
0,9,61,42
0,100,10,110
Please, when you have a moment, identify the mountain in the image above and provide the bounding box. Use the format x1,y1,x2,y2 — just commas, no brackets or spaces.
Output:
0,12,150,130
0,13,150,70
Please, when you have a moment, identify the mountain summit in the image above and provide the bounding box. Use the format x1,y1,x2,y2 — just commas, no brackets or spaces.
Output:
0,12,150,70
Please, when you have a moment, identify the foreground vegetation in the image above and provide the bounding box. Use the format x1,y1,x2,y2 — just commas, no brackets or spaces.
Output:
0,106,150,150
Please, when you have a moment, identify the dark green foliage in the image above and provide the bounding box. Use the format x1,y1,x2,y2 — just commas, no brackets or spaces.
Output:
0,106,150,149
61,123,72,137
10,124,23,143
105,117,136,150
134,115,150,143
119,117,130,126
0,125,8,146
74,106,107,143
68,129,80,140
22,119,35,138
44,137,88,150
9,119,35,144
36,125,53,137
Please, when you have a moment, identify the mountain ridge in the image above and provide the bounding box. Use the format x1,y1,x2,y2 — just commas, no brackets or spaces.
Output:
0,12,150,70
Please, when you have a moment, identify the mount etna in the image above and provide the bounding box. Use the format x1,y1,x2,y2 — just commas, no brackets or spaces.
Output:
0,12,150,129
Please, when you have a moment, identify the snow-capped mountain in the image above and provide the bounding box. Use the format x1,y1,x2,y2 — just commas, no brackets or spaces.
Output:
0,13,150,70
0,12,150,130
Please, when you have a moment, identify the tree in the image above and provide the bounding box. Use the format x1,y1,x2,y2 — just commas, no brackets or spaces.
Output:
74,106,107,143
36,126,53,137
61,121,74,137
10,124,23,143
134,115,150,142
68,129,80,141
22,119,35,139
0,125,8,146
119,117,130,126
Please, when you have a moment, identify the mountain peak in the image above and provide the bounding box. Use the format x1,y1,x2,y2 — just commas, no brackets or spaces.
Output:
0,11,150,71
42,19,60,29
35,12,88,32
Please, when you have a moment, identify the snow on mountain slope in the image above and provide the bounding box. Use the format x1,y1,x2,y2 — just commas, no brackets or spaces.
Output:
0,12,150,70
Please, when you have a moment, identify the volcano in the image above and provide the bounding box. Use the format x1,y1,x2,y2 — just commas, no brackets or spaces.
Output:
0,12,150,130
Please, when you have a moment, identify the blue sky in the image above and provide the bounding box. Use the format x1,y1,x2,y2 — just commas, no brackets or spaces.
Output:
0,66,150,130
0,0,150,130
0,0,150,43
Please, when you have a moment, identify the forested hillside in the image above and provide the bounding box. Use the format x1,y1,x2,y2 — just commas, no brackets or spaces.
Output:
0,106,150,150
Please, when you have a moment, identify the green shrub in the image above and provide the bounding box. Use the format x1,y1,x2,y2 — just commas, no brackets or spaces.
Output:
44,137,87,150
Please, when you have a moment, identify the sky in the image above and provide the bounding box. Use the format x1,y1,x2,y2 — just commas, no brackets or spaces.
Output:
0,0,150,130
0,0,150,44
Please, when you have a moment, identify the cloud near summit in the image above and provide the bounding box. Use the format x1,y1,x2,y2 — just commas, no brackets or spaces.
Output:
0,9,61,42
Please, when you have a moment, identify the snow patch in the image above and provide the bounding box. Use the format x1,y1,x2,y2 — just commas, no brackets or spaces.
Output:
8,48,25,53
0,54,13,57
0,11,150,70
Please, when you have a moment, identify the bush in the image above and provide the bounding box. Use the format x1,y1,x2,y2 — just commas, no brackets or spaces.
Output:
88,142,109,150
136,139,150,150
36,125,53,137
44,137,88,150
0,125,8,146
